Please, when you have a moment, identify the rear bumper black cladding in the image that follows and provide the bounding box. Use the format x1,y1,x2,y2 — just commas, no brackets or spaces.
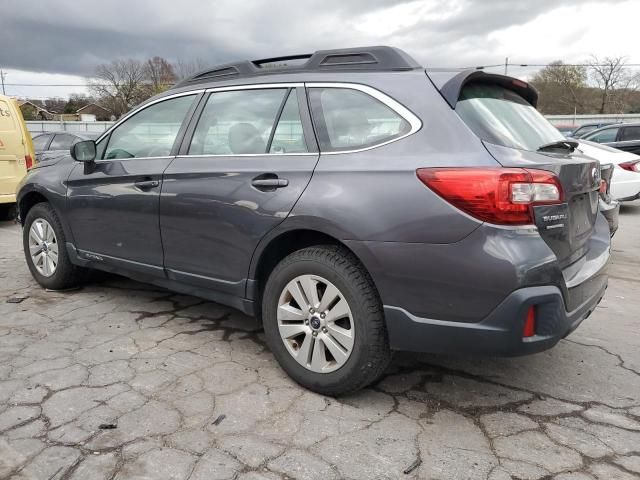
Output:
384,246,609,356
385,278,607,356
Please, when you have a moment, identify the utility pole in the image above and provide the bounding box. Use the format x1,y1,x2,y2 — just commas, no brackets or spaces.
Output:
504,57,509,75
0,70,6,95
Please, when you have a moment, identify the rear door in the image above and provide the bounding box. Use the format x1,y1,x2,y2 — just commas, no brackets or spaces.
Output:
160,85,318,296
0,98,28,200
66,93,199,272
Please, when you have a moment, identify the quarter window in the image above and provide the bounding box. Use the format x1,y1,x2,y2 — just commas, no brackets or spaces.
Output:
189,89,288,155
103,95,195,159
308,87,411,152
586,127,619,144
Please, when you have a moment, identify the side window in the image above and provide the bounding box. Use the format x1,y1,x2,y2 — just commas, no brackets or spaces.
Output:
620,126,640,141
269,91,308,153
189,89,287,155
33,134,52,151
587,127,619,143
104,95,195,160
308,87,411,152
49,134,76,151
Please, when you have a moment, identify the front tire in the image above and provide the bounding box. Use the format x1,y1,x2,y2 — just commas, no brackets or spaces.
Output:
262,245,391,395
22,203,86,290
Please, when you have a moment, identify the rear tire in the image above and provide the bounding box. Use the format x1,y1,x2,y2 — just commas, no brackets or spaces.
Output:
23,203,87,290
262,245,391,395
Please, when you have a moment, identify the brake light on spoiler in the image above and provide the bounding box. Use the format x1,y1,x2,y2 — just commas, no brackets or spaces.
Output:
416,167,564,226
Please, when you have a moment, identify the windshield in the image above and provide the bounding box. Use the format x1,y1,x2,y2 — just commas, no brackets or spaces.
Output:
456,83,565,151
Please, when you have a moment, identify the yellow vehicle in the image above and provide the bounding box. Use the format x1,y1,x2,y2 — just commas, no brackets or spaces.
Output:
0,95,34,220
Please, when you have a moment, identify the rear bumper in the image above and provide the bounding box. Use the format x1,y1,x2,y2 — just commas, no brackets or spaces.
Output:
0,193,17,205
385,276,607,356
380,217,610,356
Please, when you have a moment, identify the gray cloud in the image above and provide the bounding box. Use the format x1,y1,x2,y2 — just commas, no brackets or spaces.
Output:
0,0,628,77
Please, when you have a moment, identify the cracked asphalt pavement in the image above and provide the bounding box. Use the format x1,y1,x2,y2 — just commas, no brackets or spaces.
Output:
1,203,639,480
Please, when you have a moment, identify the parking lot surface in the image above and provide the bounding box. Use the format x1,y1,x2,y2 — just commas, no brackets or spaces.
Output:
1,204,639,480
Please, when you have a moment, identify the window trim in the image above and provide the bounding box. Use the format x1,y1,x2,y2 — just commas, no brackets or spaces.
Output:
306,82,422,155
96,82,421,159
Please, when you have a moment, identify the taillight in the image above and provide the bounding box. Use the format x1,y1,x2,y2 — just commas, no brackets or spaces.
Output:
619,160,640,172
25,155,33,170
416,168,563,225
523,306,536,338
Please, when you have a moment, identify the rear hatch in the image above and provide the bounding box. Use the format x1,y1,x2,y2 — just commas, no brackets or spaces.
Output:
452,80,600,269
0,97,29,196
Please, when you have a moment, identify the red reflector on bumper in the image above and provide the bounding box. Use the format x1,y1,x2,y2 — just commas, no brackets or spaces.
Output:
523,306,536,338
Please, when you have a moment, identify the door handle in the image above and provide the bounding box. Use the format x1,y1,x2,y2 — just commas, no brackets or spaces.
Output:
251,175,289,190
134,179,160,190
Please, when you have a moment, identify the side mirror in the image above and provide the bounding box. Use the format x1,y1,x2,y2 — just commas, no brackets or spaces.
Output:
71,140,97,162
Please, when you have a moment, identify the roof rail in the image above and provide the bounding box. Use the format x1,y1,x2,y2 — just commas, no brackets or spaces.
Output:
171,46,421,89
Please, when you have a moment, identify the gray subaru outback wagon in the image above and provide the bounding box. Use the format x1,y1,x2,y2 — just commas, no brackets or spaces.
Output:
17,46,609,395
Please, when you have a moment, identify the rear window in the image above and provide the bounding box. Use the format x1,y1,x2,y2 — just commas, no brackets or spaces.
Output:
33,134,52,151
50,134,77,151
456,83,565,151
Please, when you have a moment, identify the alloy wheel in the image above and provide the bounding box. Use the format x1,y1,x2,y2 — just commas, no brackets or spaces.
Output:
277,274,355,373
29,218,58,277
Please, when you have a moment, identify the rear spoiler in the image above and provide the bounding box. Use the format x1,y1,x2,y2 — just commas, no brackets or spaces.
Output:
427,69,539,109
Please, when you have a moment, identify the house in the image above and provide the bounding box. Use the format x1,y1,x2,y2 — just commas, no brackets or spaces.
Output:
76,103,112,121
17,100,54,120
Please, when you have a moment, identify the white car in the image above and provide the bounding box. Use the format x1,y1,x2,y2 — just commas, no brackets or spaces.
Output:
577,140,640,201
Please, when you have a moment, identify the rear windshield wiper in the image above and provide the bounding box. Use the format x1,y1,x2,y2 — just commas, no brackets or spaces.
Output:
537,140,578,152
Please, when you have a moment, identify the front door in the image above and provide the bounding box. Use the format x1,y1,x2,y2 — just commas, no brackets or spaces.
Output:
160,86,318,296
66,93,198,273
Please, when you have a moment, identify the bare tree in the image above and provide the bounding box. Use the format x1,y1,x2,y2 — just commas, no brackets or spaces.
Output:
88,59,150,117
145,56,177,94
174,58,209,80
588,56,639,114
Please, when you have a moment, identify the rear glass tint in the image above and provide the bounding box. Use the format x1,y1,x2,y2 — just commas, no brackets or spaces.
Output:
456,83,564,151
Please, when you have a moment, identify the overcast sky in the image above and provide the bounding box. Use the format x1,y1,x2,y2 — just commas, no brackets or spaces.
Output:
1,0,639,99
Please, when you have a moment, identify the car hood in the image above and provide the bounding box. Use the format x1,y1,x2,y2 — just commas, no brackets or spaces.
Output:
576,139,640,165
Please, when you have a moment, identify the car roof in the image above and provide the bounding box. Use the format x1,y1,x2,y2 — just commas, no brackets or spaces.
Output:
582,122,640,138
34,131,99,139
171,46,422,90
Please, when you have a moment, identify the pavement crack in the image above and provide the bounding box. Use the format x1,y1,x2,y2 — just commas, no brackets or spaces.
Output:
564,338,640,377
